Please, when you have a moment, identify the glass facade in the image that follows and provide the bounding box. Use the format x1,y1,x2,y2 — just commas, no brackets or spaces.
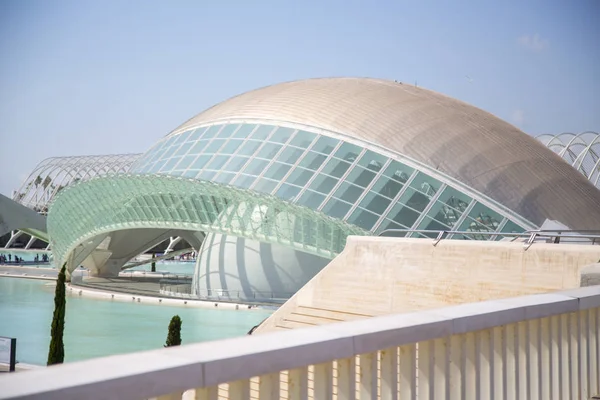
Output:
131,123,528,239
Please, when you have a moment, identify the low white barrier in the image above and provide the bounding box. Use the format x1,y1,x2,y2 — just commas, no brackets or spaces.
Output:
1,287,598,400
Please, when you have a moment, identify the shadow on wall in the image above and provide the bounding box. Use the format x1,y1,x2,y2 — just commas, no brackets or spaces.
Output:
193,233,330,302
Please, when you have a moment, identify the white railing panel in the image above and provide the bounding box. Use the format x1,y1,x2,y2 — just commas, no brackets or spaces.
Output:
1,288,598,400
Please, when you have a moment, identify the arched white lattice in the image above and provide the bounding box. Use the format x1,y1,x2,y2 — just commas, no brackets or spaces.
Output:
13,154,141,214
537,132,600,188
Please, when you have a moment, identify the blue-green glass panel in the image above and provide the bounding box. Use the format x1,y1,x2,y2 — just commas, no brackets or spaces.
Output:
345,166,376,188
501,220,525,234
148,159,167,173
383,161,414,183
299,152,327,170
204,139,226,154
425,187,471,228
275,184,302,201
251,125,275,140
334,181,364,203
160,157,181,172
309,174,338,195
233,124,256,138
371,176,403,200
357,151,387,171
223,156,249,172
187,127,207,142
270,127,294,144
398,187,432,212
462,202,503,231
257,143,282,159
375,220,408,236
253,178,278,194
297,190,325,209
232,174,256,189
160,145,179,160
198,170,216,181
173,130,193,145
264,162,291,180
174,143,191,157
359,191,391,215
408,172,442,197
334,142,361,162
213,172,236,184
385,202,421,228
188,140,209,155
205,155,229,170
190,155,212,170
277,147,304,164
243,159,269,176
202,125,221,139
286,168,314,186
311,136,338,155
220,139,243,154
217,124,239,138
416,216,451,236
176,155,197,171
237,140,261,156
348,208,379,230
322,199,352,219
321,159,351,178
290,131,316,148
183,170,199,179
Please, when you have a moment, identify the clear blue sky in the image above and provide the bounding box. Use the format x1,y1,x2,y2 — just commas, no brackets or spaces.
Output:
1,0,598,195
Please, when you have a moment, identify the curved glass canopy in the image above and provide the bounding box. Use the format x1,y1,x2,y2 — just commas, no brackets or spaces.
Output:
47,174,369,270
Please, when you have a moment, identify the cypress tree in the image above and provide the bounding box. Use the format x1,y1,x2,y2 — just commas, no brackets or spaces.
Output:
151,253,156,272
47,263,67,365
165,315,182,347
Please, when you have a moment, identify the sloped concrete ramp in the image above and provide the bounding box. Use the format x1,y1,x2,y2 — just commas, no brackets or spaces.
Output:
256,236,600,333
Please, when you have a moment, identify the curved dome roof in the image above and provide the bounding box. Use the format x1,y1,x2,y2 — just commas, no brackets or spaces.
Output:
171,77,600,230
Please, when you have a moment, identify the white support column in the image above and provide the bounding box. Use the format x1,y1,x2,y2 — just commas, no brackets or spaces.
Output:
569,312,580,399
258,372,280,400
549,316,560,400
540,317,551,400
528,319,540,400
477,329,491,400
336,357,356,400
491,326,504,400
359,352,377,400
433,338,447,398
589,309,599,396
417,340,432,399
462,332,477,400
560,313,570,399
579,309,589,399
516,321,528,400
194,386,218,400
505,323,517,399
380,346,398,400
448,335,462,400
313,362,333,400
229,379,250,400
288,367,308,400
398,344,416,399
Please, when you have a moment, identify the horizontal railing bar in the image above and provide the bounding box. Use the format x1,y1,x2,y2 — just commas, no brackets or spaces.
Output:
378,228,600,240
1,287,598,400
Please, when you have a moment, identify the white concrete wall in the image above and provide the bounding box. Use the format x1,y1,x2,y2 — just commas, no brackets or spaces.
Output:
257,236,600,333
192,232,330,302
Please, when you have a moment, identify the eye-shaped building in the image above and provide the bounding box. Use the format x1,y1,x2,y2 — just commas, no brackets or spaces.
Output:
46,78,600,302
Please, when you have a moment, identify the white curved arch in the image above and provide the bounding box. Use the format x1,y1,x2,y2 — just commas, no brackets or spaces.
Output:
537,131,600,189
13,154,141,212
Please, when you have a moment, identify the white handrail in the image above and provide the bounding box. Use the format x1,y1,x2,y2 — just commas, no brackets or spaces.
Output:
1,286,599,399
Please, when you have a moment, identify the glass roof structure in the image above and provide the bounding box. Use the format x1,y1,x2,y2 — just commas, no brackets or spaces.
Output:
537,131,600,188
47,174,366,269
129,122,534,239
14,154,140,214
44,78,600,277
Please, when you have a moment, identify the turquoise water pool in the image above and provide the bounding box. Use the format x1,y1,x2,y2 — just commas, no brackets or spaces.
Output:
0,278,271,366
